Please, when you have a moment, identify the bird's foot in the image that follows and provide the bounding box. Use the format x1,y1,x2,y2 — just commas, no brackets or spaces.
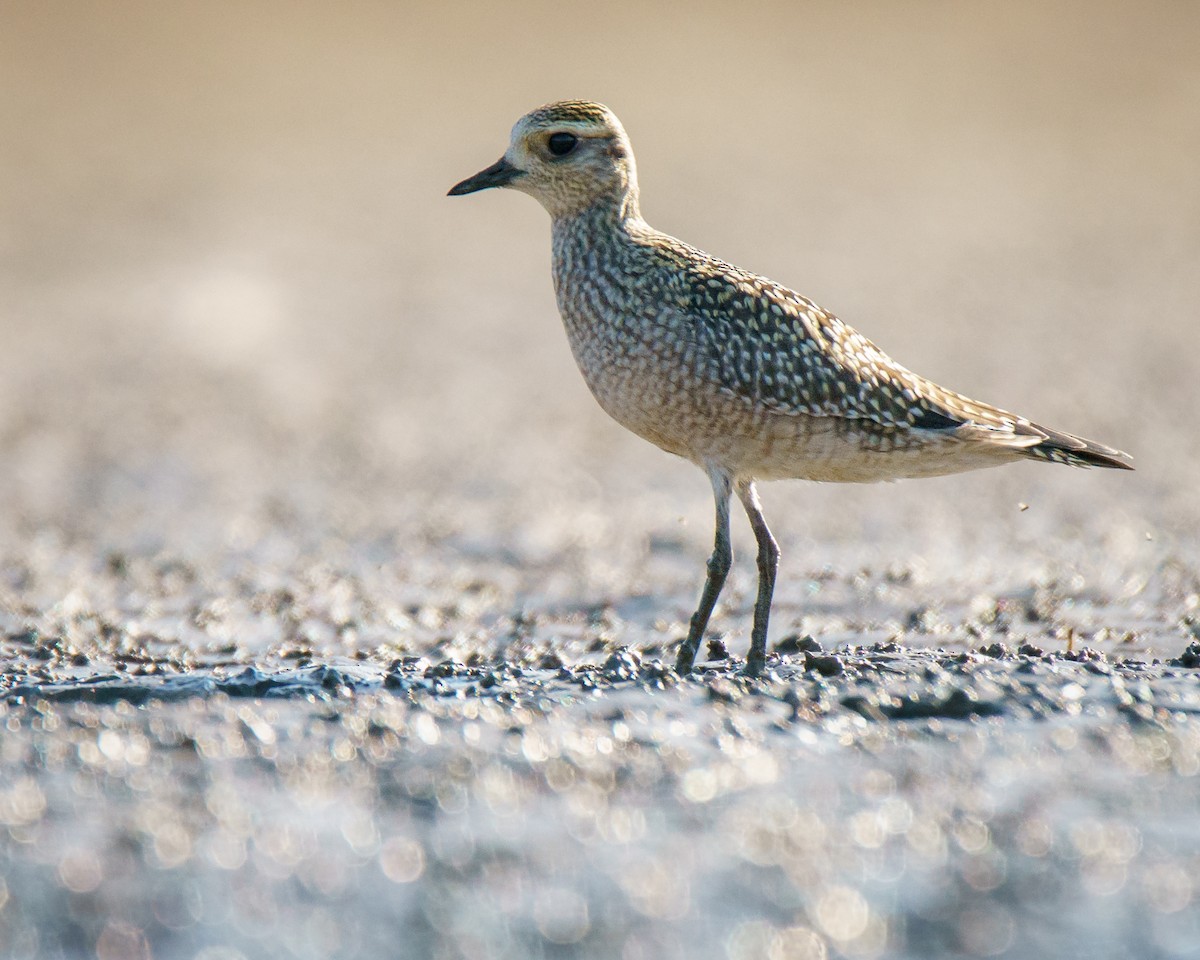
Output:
742,655,767,679
675,645,698,674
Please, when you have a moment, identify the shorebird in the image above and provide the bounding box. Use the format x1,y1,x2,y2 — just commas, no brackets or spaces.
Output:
448,100,1133,677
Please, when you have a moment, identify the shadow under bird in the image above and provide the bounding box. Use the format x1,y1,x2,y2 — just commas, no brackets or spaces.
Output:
449,100,1133,678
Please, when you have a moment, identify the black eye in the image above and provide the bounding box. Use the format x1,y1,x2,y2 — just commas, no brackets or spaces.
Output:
547,132,578,157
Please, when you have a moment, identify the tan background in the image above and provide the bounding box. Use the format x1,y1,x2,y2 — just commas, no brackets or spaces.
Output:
0,0,1196,642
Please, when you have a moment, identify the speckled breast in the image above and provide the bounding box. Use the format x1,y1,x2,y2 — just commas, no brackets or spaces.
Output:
552,279,695,457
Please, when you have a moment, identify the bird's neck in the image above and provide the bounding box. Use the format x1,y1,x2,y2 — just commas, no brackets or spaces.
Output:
551,192,645,259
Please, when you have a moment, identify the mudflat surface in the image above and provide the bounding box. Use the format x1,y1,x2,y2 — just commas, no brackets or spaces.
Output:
2,1,1199,958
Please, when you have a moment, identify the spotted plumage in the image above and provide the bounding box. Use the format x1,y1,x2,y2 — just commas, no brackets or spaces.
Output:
449,100,1133,676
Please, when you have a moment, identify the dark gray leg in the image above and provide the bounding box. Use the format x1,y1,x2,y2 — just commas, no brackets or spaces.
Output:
737,479,779,677
675,469,733,674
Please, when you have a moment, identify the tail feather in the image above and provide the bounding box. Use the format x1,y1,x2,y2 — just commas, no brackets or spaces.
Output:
1020,423,1134,471
905,376,1134,471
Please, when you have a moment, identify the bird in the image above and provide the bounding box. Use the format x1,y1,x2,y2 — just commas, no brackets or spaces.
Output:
448,100,1133,678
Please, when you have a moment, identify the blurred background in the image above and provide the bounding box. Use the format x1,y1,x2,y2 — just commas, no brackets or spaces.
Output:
2,4,1200,959
2,0,1197,596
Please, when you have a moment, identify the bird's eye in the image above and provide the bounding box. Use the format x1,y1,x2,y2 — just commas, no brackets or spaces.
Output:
547,132,578,157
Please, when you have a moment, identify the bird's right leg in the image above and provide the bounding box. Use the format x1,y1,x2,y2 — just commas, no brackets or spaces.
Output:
675,467,733,674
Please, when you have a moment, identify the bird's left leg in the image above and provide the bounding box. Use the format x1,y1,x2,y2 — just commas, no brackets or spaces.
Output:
736,479,779,677
674,467,733,674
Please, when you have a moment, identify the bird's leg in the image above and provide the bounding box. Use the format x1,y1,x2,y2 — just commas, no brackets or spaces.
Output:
737,479,779,678
675,469,732,674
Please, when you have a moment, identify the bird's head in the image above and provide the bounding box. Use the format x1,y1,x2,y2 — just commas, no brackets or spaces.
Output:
448,100,639,219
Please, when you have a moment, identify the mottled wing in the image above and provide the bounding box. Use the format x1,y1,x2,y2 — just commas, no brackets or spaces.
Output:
661,252,1014,435
644,235,1132,469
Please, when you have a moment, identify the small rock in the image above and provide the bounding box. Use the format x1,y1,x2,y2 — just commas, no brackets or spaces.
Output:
639,660,677,687
804,652,843,677
775,634,822,655
424,659,461,679
221,666,273,697
1169,642,1200,668
705,639,729,661
938,685,978,719
1063,647,1105,663
313,665,349,691
538,651,565,670
602,648,642,681
383,671,407,690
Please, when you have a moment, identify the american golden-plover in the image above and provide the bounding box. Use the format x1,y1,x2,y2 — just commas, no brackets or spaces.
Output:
449,100,1133,677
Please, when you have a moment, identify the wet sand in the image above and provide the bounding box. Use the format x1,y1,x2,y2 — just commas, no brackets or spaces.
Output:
2,1,1199,957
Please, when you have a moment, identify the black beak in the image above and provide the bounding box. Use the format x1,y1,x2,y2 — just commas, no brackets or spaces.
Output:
447,157,524,196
